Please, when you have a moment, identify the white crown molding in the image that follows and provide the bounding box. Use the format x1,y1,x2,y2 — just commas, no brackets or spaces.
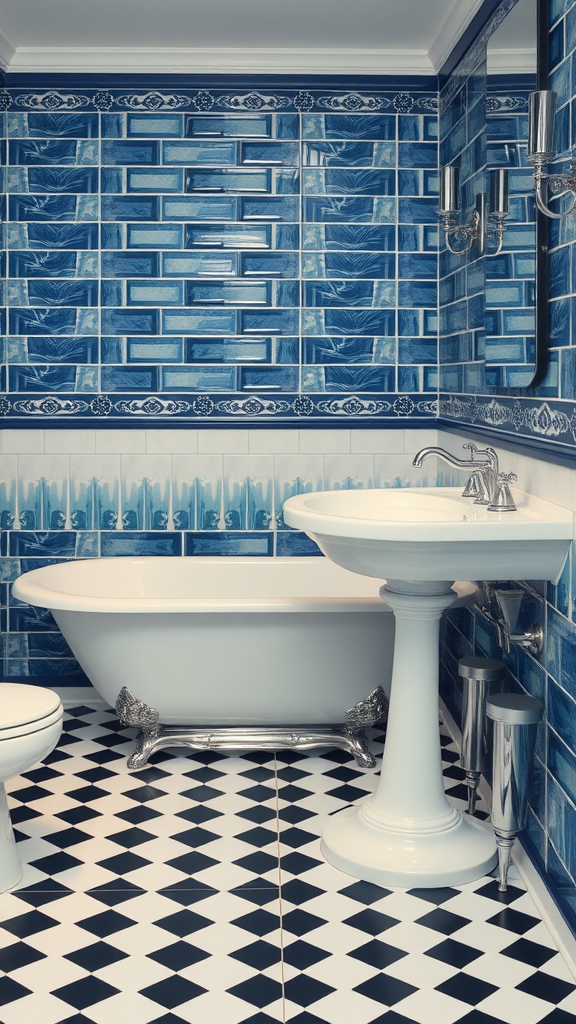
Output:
428,0,487,72
3,45,436,76
0,31,16,70
487,46,536,72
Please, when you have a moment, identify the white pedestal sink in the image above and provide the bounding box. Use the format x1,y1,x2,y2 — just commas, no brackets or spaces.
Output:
283,486,573,887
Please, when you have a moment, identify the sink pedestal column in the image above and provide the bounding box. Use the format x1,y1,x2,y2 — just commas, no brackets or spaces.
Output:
321,580,497,887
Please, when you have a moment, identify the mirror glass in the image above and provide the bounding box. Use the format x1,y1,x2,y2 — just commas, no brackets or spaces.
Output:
484,0,543,389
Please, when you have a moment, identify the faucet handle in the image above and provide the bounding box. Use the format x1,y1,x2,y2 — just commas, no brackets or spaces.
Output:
488,472,517,513
462,442,479,458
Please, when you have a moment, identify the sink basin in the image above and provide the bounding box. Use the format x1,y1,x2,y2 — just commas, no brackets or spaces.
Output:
283,486,573,583
282,485,573,887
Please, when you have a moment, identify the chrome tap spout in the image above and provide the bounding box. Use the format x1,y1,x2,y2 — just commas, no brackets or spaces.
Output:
412,443,512,510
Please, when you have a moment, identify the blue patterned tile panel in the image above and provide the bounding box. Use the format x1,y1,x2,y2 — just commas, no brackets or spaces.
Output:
547,774,576,881
101,195,159,220
8,112,100,137
100,531,183,557
303,141,395,167
185,531,274,556
0,79,439,427
9,532,79,557
302,114,396,140
276,531,322,555
549,728,576,808
101,140,161,164
185,114,274,138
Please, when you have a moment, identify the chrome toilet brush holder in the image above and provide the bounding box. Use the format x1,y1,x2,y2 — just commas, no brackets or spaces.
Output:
486,692,543,891
458,657,506,816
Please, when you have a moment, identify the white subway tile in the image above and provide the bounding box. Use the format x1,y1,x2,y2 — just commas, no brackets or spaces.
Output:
45,430,96,454
405,427,439,453
351,429,404,454
198,429,249,454
2,429,45,454
146,429,198,454
248,429,299,454
95,430,146,454
299,430,351,454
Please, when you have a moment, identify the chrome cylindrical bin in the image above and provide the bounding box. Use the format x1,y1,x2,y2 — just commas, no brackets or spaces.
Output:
486,692,543,891
458,657,505,816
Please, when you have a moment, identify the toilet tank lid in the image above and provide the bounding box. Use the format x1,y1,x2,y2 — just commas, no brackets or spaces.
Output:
0,683,62,731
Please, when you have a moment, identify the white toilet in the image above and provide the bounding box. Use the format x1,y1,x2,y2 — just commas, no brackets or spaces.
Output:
0,683,63,892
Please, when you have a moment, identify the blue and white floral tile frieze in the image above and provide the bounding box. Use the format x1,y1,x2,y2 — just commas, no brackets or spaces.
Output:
0,88,438,115
0,392,437,426
440,393,576,448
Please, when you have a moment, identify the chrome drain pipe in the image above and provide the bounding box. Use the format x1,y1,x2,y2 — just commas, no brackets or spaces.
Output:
487,693,543,892
458,657,506,817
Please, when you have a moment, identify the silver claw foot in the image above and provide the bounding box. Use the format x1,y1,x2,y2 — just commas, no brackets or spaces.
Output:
343,685,389,768
345,685,389,731
126,732,159,770
345,732,376,768
115,687,160,770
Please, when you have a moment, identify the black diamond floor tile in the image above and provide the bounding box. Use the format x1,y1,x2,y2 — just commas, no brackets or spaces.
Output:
354,972,418,1006
408,886,460,905
11,880,72,907
77,909,135,938
140,975,206,1008
474,880,526,905
29,851,83,875
486,907,542,934
2,910,59,938
0,976,32,1004
230,939,282,970
344,908,400,935
282,939,331,970
0,942,46,972
339,880,392,904
349,939,409,970
516,970,576,1003
65,940,129,971
436,971,498,1005
52,976,120,1010
228,974,283,1008
156,909,213,936
148,940,210,970
230,909,279,936
500,937,557,968
283,973,336,1007
416,906,471,935
425,937,484,968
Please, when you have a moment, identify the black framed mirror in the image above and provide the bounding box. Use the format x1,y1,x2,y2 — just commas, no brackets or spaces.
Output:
484,0,549,390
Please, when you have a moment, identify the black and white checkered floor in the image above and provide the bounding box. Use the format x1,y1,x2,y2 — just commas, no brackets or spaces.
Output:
1,707,575,1024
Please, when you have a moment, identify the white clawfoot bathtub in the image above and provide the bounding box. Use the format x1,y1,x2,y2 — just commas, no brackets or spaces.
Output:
13,556,394,767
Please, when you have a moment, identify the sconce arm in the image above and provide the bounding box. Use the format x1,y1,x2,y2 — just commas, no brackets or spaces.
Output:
533,162,576,219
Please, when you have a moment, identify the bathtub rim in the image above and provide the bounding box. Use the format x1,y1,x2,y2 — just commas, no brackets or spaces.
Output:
12,555,400,615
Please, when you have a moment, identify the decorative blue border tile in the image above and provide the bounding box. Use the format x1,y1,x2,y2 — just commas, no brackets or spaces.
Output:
0,391,437,426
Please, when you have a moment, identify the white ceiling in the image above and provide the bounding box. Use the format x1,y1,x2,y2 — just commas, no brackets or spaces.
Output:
0,0,491,75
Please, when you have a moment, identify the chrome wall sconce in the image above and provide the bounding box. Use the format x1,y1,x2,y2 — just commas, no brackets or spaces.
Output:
439,166,509,255
528,90,576,219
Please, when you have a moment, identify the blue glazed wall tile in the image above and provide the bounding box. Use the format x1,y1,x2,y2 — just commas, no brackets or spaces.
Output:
100,532,183,557
276,532,322,556
548,679,576,755
185,532,274,556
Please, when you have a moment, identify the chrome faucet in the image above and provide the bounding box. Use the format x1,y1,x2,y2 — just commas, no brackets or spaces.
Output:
412,442,517,512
